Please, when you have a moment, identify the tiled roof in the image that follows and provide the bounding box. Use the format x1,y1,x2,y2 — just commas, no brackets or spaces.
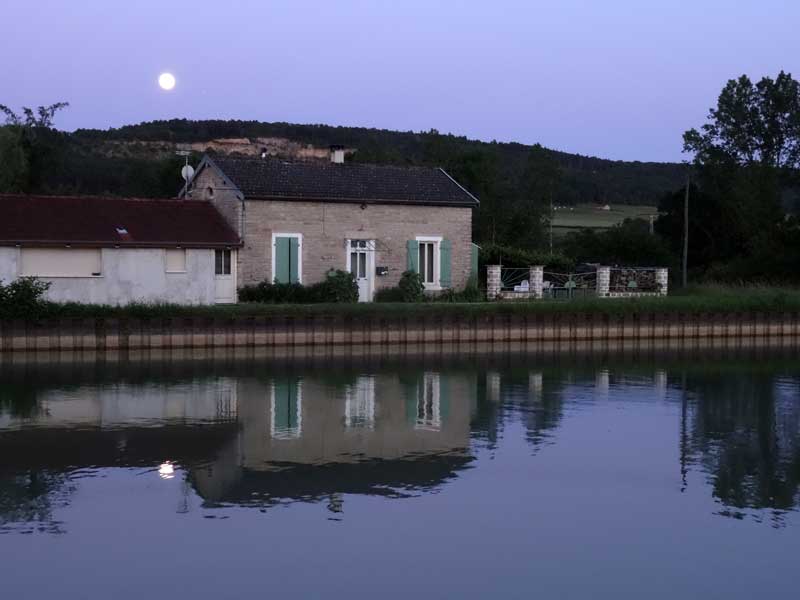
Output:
204,156,479,207
0,194,240,248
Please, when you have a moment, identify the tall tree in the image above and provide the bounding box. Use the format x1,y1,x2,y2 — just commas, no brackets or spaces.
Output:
0,102,69,193
683,72,800,172
663,73,800,272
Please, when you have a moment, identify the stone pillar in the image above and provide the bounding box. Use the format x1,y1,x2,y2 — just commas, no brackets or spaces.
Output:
656,268,668,296
654,369,667,402
595,369,609,400
529,266,544,299
528,372,543,403
487,265,501,301
596,266,610,298
487,371,501,403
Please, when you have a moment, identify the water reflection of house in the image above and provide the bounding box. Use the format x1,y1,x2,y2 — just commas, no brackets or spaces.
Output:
0,370,477,519
191,372,476,507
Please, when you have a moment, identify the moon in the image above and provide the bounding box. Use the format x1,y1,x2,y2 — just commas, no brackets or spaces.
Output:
158,72,176,91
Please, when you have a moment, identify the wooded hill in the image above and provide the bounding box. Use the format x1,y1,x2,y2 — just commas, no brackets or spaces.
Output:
69,119,685,206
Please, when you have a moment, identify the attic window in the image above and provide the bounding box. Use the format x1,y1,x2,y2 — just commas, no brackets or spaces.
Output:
116,227,128,235
206,187,215,199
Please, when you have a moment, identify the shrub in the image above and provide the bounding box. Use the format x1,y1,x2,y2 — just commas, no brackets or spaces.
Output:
398,270,425,302
374,287,405,302
315,269,358,303
435,277,484,303
238,269,358,304
238,281,308,303
0,277,51,319
373,271,426,303
560,219,675,269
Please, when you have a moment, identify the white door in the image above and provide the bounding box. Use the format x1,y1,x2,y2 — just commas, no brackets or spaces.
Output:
214,249,236,303
348,240,374,302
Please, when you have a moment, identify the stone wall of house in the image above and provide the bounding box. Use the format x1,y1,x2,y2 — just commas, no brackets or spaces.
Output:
241,199,473,290
189,166,474,292
187,166,244,237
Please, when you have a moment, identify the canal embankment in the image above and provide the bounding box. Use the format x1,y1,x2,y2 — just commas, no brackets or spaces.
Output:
2,309,799,352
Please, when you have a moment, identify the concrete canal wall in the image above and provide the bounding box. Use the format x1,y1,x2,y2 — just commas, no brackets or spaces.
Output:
1,311,799,352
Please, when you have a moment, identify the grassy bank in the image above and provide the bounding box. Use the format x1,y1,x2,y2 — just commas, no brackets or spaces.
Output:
7,286,800,322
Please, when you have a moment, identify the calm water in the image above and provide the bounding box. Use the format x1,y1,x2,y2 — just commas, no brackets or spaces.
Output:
1,346,799,599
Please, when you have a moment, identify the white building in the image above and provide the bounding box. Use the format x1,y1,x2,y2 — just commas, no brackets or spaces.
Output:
0,194,241,305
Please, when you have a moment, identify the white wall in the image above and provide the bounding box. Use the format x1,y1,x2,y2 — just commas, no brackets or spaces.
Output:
0,246,218,305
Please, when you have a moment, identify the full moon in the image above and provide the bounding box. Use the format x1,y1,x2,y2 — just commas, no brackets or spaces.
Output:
158,72,176,91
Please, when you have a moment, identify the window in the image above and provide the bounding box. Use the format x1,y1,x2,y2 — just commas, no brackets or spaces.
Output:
215,249,231,275
415,236,442,288
272,233,302,283
406,372,440,431
165,249,186,273
349,240,368,279
20,248,102,277
345,376,375,429
271,380,302,439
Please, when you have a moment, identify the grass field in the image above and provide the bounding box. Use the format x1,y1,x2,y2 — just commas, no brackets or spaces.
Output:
551,204,659,231
10,285,800,321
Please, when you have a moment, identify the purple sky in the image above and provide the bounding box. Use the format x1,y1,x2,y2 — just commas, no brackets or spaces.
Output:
2,0,797,162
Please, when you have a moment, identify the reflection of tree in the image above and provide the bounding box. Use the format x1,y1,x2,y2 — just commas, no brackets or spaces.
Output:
0,382,42,418
684,372,800,525
0,469,75,534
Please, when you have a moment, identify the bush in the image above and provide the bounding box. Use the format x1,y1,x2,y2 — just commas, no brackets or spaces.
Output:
315,269,359,303
398,270,425,302
434,277,484,303
238,269,358,304
374,271,426,303
374,286,405,302
560,219,675,268
0,277,51,319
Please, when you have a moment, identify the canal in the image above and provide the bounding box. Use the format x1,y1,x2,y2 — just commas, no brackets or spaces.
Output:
1,345,799,599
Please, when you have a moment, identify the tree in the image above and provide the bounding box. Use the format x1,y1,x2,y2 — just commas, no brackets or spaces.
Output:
0,102,69,193
0,102,69,129
562,218,674,267
0,126,28,192
664,73,800,274
683,72,800,172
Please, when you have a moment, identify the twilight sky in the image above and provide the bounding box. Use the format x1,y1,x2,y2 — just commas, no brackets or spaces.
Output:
1,0,797,162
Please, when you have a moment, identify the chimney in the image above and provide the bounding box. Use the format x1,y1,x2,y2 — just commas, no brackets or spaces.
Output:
330,144,345,164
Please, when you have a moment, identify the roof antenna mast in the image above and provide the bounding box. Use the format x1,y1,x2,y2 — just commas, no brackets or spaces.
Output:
176,150,194,198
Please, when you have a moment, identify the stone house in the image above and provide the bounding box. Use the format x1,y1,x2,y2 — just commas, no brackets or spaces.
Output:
0,194,241,304
184,150,479,301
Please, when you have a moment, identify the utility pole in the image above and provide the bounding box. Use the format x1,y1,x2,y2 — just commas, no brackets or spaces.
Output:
682,169,690,288
549,187,554,254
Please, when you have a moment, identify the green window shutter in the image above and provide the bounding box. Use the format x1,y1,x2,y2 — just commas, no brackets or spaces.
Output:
274,237,300,283
273,380,299,430
439,374,450,423
440,239,452,288
470,243,479,280
406,240,420,272
289,237,300,283
274,237,290,283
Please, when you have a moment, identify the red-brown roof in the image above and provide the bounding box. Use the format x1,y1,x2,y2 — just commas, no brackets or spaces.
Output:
0,194,241,248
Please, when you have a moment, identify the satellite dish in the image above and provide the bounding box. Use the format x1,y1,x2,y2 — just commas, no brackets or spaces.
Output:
181,164,195,181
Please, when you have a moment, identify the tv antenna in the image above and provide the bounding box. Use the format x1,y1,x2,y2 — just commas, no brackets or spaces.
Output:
176,150,194,182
